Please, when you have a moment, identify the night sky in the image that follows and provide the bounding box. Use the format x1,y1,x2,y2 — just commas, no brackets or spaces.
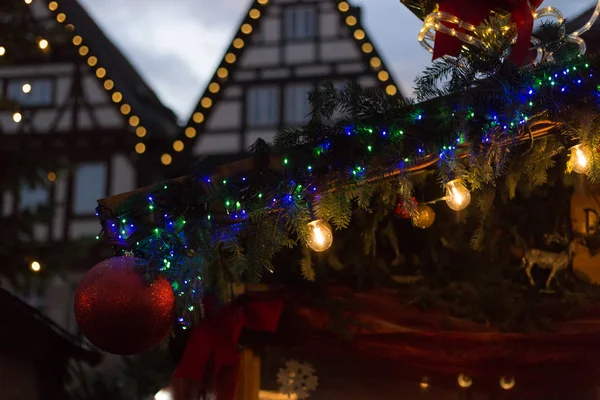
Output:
79,0,596,121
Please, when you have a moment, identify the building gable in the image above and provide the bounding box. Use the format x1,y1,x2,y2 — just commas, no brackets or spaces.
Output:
162,0,402,167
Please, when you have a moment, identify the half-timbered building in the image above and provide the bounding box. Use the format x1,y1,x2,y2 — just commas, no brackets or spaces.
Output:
163,0,403,169
0,0,178,331
0,0,178,243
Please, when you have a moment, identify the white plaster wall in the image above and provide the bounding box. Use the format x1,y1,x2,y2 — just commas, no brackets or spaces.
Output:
206,101,243,130
241,47,280,68
285,43,315,65
320,12,339,38
193,133,241,155
110,154,136,197
94,106,123,129
224,85,243,99
52,171,68,241
320,40,360,62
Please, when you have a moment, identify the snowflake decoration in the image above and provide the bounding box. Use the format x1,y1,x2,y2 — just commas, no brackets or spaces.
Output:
277,360,318,399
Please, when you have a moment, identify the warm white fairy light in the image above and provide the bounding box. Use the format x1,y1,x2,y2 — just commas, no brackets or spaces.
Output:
30,261,41,272
457,374,473,388
0,46,5,56
499,376,515,390
570,144,592,174
24,0,33,3
38,38,49,49
12,112,22,123
306,220,333,252
22,83,31,93
445,178,471,211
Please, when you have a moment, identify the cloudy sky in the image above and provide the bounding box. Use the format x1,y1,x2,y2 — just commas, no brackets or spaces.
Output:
78,0,595,122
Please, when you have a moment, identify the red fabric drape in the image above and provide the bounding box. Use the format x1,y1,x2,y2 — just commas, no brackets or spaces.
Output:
172,295,283,400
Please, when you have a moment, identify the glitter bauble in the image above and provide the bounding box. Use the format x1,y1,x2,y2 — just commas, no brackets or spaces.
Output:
412,204,435,229
395,197,418,220
74,256,175,355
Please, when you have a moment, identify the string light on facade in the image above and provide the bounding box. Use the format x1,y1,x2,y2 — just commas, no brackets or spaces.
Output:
135,143,146,154
457,374,473,388
0,46,5,56
47,172,57,182
338,1,350,12
445,178,471,211
22,83,31,93
12,112,22,123
570,143,591,174
173,140,184,152
185,127,197,139
419,377,430,391
24,0,33,4
499,376,515,390
306,220,333,252
161,154,173,166
136,126,147,138
30,261,41,272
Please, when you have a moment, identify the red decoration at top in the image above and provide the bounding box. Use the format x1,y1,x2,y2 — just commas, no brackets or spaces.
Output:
433,0,544,65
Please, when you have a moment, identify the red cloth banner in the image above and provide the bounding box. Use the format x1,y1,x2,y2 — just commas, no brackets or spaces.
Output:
172,295,283,400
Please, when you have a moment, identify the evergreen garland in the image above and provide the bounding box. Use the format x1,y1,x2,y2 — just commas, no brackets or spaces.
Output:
97,21,600,331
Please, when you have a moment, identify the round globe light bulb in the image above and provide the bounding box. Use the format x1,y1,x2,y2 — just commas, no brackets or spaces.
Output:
30,261,41,272
570,144,592,174
445,178,471,211
306,220,333,252
22,83,31,93
457,373,472,388
499,376,515,390
154,389,173,400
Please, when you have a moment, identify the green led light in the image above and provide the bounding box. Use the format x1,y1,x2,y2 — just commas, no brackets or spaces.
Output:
352,170,357,176
367,145,372,152
258,193,263,198
164,185,167,189
226,201,231,207
307,165,312,171
586,63,590,68
121,218,126,223
399,130,404,135
149,205,154,210
283,158,288,165
188,306,194,311
207,215,211,220
222,179,227,185
154,228,159,234
236,201,241,208
95,236,100,240
529,102,533,106
121,230,125,235
404,158,409,162
551,81,555,86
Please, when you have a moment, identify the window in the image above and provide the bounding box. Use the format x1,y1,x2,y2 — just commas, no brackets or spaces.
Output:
7,78,53,106
247,87,279,127
19,182,49,213
73,163,106,215
285,84,312,125
284,5,316,40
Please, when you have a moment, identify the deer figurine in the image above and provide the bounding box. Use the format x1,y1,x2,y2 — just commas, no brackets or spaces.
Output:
522,234,579,290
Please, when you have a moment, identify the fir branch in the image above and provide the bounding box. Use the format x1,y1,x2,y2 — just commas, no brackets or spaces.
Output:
300,247,316,281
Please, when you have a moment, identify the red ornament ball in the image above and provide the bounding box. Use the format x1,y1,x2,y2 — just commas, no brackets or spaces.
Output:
395,197,418,219
74,255,175,355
